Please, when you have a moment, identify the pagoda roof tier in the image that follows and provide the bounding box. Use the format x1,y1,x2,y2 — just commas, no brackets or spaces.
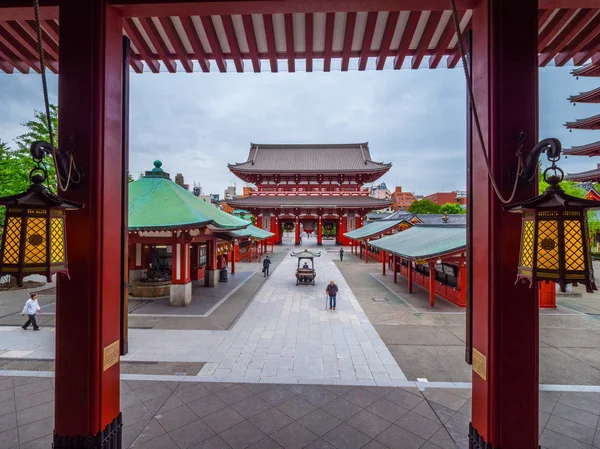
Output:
565,113,600,130
571,64,600,78
563,140,600,156
569,87,600,103
228,143,391,176
129,161,250,231
226,195,392,209
565,164,600,182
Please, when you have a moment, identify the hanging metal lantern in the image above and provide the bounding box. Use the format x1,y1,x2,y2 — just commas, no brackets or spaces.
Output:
324,223,334,232
284,223,294,232
0,145,83,286
505,139,600,292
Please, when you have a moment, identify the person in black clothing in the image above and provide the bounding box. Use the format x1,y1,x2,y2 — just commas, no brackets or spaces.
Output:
262,256,271,277
339,247,344,261
326,280,339,310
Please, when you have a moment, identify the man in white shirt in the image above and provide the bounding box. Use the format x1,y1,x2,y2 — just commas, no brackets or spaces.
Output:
22,293,41,331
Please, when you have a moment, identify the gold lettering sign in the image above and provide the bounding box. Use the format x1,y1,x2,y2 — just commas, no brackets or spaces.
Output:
103,340,120,371
472,347,487,381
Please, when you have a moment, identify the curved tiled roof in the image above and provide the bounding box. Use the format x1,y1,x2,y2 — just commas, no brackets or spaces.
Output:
344,220,404,240
568,87,600,104
228,143,391,173
225,195,392,209
563,140,600,157
565,114,600,130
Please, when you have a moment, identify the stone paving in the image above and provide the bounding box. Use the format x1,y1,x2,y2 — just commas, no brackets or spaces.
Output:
2,374,600,449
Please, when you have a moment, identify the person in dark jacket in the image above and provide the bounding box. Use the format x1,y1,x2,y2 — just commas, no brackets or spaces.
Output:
262,256,271,277
326,280,339,310
339,247,344,261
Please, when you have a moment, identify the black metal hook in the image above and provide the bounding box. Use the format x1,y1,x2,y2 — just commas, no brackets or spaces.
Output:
520,138,562,184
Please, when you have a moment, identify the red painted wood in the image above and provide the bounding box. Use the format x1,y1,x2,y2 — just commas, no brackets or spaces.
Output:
538,281,556,308
446,24,469,68
222,15,244,72
284,13,295,72
7,20,58,71
382,251,386,275
242,14,261,72
376,11,399,70
295,216,300,245
317,217,323,244
0,24,42,72
178,16,209,72
341,11,356,71
123,18,160,73
55,0,122,436
538,9,595,66
359,11,378,70
429,10,465,68
573,33,600,65
159,16,193,72
471,0,539,446
538,9,574,51
139,17,177,72
200,15,227,72
305,13,313,72
555,14,600,65
263,13,278,72
44,18,59,41
394,11,420,69
407,261,413,293
411,11,442,69
428,263,435,307
323,12,335,72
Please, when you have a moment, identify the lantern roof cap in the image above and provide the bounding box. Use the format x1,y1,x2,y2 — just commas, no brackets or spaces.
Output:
290,249,322,258
504,183,600,212
0,181,83,209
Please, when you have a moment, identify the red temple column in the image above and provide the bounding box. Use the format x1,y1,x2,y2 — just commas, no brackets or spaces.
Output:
255,214,262,230
55,1,123,445
539,282,557,308
470,1,539,447
428,262,436,307
230,241,236,274
407,260,413,293
295,216,300,245
205,237,219,287
393,255,398,283
317,216,323,245
359,241,363,260
171,232,192,306
382,251,386,275
248,240,253,262
459,263,467,307
365,239,369,263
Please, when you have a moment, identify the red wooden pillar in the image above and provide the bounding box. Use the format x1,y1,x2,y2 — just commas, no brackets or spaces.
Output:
205,237,218,287
55,0,123,445
365,240,369,263
295,216,300,245
255,215,262,230
317,216,323,245
248,240,253,262
428,262,436,307
459,263,467,307
359,241,363,260
382,251,386,275
470,1,539,447
539,281,556,308
230,241,236,274
393,255,398,283
407,260,413,293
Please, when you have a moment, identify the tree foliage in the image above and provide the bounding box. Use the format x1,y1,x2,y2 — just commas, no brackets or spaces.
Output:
440,203,465,214
408,199,441,214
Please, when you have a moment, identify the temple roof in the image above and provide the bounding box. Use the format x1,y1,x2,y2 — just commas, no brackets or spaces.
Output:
571,63,600,78
345,220,404,240
228,143,392,174
369,225,466,262
216,224,274,240
225,195,392,209
129,161,250,231
369,210,467,225
565,113,600,130
565,165,600,183
563,140,600,157
568,87,600,103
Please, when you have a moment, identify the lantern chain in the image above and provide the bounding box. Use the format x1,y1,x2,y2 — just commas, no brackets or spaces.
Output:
33,0,81,192
449,0,524,205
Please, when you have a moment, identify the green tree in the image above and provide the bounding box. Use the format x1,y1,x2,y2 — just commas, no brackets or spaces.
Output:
0,139,32,227
440,203,465,214
408,199,441,214
128,172,134,183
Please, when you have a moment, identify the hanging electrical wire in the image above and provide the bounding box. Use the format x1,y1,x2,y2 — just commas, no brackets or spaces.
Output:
449,0,524,204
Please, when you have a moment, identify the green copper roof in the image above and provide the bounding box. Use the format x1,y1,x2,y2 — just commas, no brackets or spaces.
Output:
129,168,250,231
228,225,274,240
344,219,403,240
369,225,466,261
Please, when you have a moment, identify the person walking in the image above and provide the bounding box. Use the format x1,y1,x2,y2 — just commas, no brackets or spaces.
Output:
22,293,41,331
262,255,272,277
339,247,344,261
326,280,339,310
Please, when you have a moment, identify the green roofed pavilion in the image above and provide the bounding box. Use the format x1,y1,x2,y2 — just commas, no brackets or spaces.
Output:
344,219,405,240
369,224,466,261
129,161,249,231
219,224,274,240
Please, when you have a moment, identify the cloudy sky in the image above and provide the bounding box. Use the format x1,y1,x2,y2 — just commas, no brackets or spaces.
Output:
0,64,597,197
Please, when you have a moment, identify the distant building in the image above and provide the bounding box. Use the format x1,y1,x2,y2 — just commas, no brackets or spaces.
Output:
210,193,220,203
174,173,189,190
391,186,416,211
224,186,236,200
424,191,464,206
370,183,391,200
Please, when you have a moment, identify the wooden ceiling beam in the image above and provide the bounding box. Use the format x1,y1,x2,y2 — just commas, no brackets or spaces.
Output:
375,10,399,70
159,16,194,72
139,17,177,72
394,11,420,69
358,11,378,70
341,11,356,71
539,8,596,66
429,10,465,69
180,16,210,72
305,12,313,72
323,12,335,72
123,18,161,73
241,14,261,72
3,20,58,73
262,13,278,72
411,11,442,69
555,13,600,66
221,15,244,72
284,13,295,72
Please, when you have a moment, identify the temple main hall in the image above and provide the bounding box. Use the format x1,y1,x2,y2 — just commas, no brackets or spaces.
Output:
226,143,393,246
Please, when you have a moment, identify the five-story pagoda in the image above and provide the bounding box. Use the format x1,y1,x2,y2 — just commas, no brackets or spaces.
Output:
226,143,393,246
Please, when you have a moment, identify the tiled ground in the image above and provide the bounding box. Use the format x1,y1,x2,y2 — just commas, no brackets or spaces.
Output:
2,375,599,449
